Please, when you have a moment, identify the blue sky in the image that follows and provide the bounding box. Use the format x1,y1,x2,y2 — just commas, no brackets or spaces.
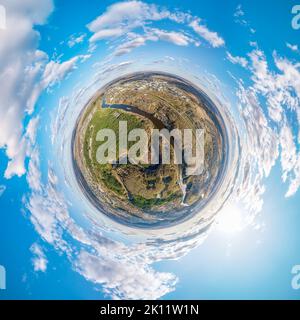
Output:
0,0,300,300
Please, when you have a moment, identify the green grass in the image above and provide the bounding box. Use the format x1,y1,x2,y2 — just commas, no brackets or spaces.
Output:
83,108,146,197
100,165,124,195
131,193,179,209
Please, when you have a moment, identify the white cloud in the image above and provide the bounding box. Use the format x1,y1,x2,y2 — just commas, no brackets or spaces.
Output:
234,47,300,197
26,116,40,144
234,86,277,215
114,34,148,56
0,1,53,178
100,61,134,74
227,49,300,216
234,5,248,27
226,51,248,67
151,28,191,46
87,1,224,54
5,0,54,25
87,0,170,49
248,50,283,122
30,243,48,272
279,124,300,197
27,147,41,191
4,114,40,179
234,4,245,18
42,56,79,89
27,173,69,250
89,28,125,42
237,83,279,178
286,43,298,52
75,251,176,300
87,1,168,33
274,55,300,98
79,54,91,62
67,34,86,48
189,19,225,48
113,28,194,56
0,1,88,179
233,4,255,33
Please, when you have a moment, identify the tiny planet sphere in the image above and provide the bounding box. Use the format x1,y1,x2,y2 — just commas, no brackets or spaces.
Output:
72,72,227,228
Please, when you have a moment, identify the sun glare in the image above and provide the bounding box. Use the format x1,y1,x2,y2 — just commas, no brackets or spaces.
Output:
216,204,245,234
